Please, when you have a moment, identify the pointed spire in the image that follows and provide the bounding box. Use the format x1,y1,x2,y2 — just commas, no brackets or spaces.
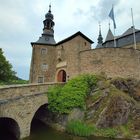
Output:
98,22,103,44
96,22,103,48
35,4,56,45
49,4,51,13
44,4,54,30
105,28,114,42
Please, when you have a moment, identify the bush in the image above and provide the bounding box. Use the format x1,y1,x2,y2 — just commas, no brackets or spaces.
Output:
0,48,16,82
66,120,94,137
0,79,28,85
47,74,97,114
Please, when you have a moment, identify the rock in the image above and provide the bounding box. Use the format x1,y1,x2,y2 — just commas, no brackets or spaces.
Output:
97,80,110,90
132,106,140,130
96,95,132,128
39,107,68,127
68,108,84,122
111,78,140,101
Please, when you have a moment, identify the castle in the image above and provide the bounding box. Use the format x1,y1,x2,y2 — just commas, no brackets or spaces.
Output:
29,5,140,83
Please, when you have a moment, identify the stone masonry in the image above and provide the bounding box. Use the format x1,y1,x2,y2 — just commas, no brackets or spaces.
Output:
29,6,140,84
0,82,60,139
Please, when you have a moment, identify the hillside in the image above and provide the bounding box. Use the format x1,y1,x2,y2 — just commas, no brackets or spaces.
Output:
45,74,140,139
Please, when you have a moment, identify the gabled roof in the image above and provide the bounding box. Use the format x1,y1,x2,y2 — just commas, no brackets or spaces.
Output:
105,29,114,42
56,31,94,46
121,26,139,37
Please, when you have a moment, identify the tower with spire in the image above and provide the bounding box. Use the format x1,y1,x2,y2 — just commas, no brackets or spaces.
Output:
33,4,56,45
96,23,103,48
30,5,57,83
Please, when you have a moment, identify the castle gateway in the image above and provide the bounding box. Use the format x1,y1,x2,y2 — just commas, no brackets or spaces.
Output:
29,5,140,83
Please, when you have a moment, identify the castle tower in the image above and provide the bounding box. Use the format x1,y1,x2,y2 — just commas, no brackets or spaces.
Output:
29,5,56,83
96,23,103,48
36,4,56,45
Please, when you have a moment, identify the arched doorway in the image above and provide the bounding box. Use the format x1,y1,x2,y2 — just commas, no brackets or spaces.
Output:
0,117,20,140
57,70,66,82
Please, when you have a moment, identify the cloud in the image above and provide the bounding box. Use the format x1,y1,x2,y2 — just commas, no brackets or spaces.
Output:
0,0,140,80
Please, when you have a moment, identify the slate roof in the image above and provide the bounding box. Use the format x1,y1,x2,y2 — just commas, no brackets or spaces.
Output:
122,26,139,37
105,29,114,42
96,44,103,48
56,31,94,46
31,31,93,46
31,34,56,46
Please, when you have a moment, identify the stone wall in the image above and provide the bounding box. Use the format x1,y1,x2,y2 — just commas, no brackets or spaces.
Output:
80,48,140,80
0,93,48,138
0,82,59,101
122,42,140,50
0,82,62,139
30,44,56,83
56,35,91,80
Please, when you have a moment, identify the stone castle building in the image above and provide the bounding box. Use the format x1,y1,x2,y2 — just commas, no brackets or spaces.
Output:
29,6,140,83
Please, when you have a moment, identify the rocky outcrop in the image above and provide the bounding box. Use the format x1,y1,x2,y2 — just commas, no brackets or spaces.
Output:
96,95,133,128
41,107,84,131
45,76,140,138
111,78,140,101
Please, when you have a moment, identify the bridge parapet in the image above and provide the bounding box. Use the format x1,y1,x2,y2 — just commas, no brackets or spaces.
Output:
0,82,64,101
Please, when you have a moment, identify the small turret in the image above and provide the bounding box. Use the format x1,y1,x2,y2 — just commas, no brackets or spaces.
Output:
33,5,56,45
43,5,55,31
96,23,103,48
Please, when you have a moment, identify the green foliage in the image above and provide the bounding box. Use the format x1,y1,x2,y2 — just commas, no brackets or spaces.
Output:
95,127,118,138
66,120,94,137
47,85,64,113
117,120,134,138
0,78,28,85
0,49,16,82
48,74,97,114
66,121,118,138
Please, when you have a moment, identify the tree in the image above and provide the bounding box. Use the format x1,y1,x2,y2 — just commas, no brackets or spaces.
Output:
0,48,16,82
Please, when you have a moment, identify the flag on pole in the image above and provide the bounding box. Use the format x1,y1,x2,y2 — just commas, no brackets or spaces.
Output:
109,7,116,29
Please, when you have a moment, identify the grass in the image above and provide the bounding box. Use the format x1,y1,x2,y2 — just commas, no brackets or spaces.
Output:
66,120,94,137
66,120,118,138
94,127,118,138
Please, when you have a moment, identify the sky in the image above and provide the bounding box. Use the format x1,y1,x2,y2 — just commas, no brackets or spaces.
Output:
0,0,140,80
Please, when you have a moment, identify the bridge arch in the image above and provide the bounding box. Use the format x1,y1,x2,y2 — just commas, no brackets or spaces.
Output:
30,103,49,132
0,117,20,140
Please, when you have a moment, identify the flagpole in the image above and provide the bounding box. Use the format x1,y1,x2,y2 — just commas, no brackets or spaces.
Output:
114,28,116,47
131,8,136,49
109,5,117,47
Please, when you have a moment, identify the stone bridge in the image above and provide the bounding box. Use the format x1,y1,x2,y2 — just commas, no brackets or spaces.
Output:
0,82,60,139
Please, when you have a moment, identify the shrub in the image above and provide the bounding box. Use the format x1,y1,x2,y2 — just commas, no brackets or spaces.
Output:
66,120,94,137
47,74,97,114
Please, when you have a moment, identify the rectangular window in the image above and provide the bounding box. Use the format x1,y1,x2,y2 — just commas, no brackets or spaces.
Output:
41,48,47,55
42,63,48,71
38,77,44,83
